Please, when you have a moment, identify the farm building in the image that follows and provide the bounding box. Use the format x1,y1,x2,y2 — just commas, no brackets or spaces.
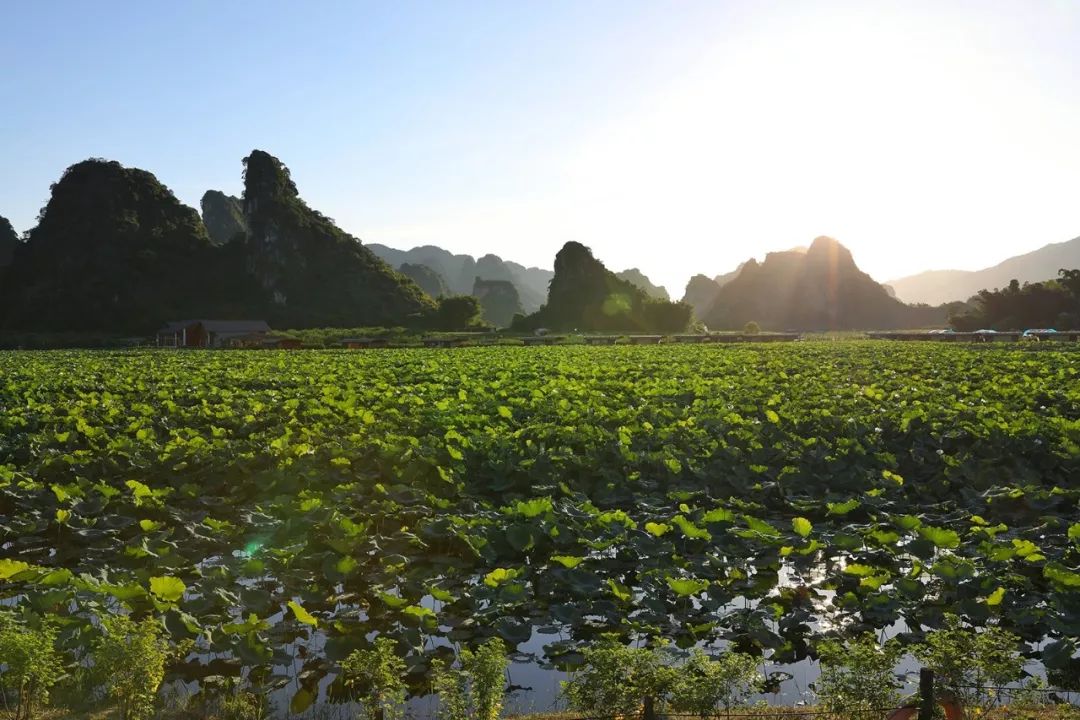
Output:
156,320,272,348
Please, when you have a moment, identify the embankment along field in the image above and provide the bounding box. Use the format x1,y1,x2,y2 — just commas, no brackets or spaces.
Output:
1,343,1079,708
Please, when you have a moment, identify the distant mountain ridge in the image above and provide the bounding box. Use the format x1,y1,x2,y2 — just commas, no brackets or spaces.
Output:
887,236,1080,305
680,262,747,319
368,243,553,313
615,268,669,300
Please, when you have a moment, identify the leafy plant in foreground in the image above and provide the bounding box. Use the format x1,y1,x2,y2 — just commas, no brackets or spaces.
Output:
431,638,509,720
563,639,677,716
0,611,65,720
913,614,1024,711
93,614,172,720
669,648,761,716
815,633,902,714
340,636,408,720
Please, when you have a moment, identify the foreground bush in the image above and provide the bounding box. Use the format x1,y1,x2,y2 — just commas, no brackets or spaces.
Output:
815,633,902,713
0,611,64,720
432,638,509,720
563,640,759,717
93,614,172,720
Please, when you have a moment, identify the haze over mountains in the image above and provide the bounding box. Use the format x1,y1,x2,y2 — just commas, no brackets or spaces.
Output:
887,236,1080,305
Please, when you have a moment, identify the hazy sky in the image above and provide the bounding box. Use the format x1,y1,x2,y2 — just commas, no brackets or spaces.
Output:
2,1,1079,296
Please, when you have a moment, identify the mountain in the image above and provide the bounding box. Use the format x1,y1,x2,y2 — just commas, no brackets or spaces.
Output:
239,150,435,327
0,159,236,332
367,243,553,312
680,263,747,320
200,190,248,246
702,236,944,331
515,241,691,332
398,262,450,298
0,215,17,269
887,236,1080,305
682,275,723,320
713,261,748,288
473,277,523,328
616,268,669,300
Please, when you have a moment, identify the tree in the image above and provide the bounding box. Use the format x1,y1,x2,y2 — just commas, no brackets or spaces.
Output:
431,638,508,720
432,295,485,331
563,640,677,716
815,633,902,714
669,649,760,715
93,614,172,720
0,611,64,720
340,637,407,720
913,614,1024,711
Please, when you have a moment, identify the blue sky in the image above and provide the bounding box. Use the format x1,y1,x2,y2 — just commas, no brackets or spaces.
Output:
3,1,1079,296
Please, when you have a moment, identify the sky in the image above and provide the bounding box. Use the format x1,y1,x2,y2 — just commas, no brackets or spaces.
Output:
2,0,1079,296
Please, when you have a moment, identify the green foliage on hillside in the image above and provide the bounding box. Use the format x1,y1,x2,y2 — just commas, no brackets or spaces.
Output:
516,241,692,332
0,153,451,333
0,214,17,268
0,160,243,333
240,150,436,328
398,262,449,298
704,237,947,330
950,270,1080,330
473,277,523,328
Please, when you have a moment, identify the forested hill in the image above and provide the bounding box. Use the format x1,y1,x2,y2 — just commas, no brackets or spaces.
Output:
0,152,449,333
0,160,232,332
239,150,435,327
514,241,692,332
887,236,1080,305
702,237,947,331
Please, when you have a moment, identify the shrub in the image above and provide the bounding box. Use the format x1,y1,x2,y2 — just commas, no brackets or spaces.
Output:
94,613,172,720
562,639,676,717
744,321,761,334
432,657,469,720
463,638,508,720
340,636,408,720
431,638,508,720
217,689,268,720
669,648,761,715
0,611,65,720
913,615,1024,710
815,633,902,714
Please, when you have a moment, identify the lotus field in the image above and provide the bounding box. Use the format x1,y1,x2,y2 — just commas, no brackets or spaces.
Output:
2,344,1079,705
